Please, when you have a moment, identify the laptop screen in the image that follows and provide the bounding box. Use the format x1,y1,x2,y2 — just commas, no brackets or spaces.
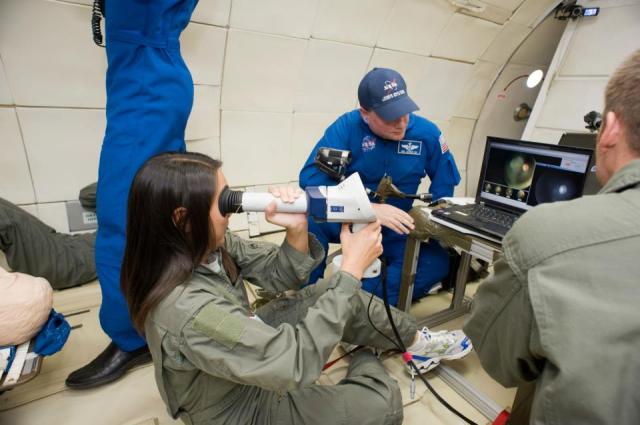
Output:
477,137,593,213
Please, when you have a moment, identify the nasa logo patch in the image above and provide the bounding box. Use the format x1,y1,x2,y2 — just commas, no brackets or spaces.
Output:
398,140,422,155
362,135,376,152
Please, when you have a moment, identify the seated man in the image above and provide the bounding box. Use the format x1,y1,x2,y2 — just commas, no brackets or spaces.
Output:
464,49,640,425
299,68,461,305
0,197,96,290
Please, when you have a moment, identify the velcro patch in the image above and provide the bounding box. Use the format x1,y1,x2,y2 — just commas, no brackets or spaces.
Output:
398,140,422,155
192,303,246,349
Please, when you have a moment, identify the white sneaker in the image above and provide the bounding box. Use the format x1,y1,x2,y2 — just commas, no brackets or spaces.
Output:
407,327,473,374
427,282,443,295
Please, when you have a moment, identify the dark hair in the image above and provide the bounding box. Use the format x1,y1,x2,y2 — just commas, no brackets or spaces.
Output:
121,152,237,333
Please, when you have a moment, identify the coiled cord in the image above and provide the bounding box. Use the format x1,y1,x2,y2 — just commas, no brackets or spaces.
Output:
92,0,105,47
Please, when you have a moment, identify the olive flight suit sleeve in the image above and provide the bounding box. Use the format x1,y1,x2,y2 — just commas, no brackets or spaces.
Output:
180,271,361,392
224,230,325,293
463,258,544,388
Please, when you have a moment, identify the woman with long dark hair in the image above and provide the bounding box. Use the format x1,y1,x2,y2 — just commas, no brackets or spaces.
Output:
121,152,457,425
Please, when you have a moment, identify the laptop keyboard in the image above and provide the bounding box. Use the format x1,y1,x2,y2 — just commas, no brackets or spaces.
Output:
469,205,517,228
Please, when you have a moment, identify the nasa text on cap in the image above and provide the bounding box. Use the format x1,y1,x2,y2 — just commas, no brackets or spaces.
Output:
357,68,419,121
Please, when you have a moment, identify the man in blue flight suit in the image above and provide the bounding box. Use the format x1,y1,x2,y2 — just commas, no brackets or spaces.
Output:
65,0,197,389
299,68,461,306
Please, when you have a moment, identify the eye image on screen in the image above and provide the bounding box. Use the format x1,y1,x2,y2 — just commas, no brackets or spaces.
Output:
504,155,535,190
530,167,582,205
482,149,536,202
480,144,588,209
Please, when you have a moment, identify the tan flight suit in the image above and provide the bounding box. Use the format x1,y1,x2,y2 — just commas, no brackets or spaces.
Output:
464,159,640,425
145,231,418,425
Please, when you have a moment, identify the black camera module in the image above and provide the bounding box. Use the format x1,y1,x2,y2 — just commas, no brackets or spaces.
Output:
554,1,600,20
584,111,602,133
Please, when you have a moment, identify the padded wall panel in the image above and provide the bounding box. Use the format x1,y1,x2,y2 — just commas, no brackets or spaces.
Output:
186,85,221,141
230,0,318,38
181,23,227,86
221,111,293,186
221,30,307,112
0,107,34,204
294,40,371,113
0,0,106,108
17,108,104,203
312,0,395,47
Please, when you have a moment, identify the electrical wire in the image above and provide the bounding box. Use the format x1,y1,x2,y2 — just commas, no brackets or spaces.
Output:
365,258,478,425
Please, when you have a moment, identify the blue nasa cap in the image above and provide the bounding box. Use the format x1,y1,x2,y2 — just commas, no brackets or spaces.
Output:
358,68,419,121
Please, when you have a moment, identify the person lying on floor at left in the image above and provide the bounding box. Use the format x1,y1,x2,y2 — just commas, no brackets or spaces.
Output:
121,152,472,425
0,197,96,290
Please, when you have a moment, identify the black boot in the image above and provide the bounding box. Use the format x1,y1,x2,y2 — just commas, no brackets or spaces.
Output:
65,342,152,389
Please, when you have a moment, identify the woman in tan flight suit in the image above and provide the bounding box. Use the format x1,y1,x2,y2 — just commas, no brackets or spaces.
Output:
120,151,423,425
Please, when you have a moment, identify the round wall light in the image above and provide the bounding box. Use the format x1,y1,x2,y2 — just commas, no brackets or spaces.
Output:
526,69,544,88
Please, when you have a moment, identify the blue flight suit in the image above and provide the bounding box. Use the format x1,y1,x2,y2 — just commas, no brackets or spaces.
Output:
96,0,197,351
299,110,461,306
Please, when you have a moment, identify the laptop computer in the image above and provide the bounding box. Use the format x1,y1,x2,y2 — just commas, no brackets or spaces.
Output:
558,132,601,195
431,136,593,241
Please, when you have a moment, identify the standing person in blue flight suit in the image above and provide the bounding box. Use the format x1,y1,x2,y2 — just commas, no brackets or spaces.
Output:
65,0,198,389
299,68,461,306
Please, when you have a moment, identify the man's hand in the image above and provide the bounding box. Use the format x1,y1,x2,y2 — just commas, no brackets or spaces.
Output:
371,203,415,234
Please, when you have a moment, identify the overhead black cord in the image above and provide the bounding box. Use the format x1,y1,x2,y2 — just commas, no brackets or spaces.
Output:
365,257,478,425
92,0,106,47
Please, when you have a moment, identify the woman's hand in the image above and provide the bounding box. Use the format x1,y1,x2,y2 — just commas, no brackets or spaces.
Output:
265,186,309,253
371,203,415,234
339,221,383,281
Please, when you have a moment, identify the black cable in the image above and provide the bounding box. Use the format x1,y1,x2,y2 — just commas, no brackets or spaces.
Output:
366,257,478,425
92,0,105,47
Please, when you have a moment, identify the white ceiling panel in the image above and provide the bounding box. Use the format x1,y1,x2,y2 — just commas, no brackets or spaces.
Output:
511,16,566,68
433,13,502,63
481,21,530,65
0,107,34,204
221,30,307,112
587,0,640,7
294,40,371,113
511,0,560,27
186,85,221,141
289,112,339,181
483,0,525,12
412,58,474,122
230,0,318,38
191,0,232,27
312,0,396,47
17,108,104,203
0,0,107,107
378,0,455,56
0,59,12,105
536,78,607,132
454,60,502,119
221,111,293,186
459,4,513,25
181,23,227,86
559,4,640,77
